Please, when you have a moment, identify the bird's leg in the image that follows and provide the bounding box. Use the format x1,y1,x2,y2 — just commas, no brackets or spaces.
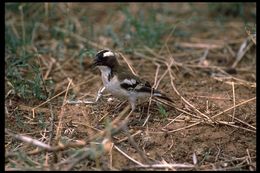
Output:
110,100,135,138
125,98,136,120
95,86,106,102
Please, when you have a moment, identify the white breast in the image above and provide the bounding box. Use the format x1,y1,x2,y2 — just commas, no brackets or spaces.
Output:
98,66,111,86
97,66,129,98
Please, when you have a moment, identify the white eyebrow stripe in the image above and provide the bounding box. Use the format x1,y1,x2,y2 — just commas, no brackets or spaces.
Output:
103,51,114,57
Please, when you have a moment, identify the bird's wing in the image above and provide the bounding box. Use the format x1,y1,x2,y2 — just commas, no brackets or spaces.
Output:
118,71,150,89
119,71,173,102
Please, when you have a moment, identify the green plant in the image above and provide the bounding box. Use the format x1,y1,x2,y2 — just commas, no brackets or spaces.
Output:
5,4,49,100
120,7,170,49
157,103,168,119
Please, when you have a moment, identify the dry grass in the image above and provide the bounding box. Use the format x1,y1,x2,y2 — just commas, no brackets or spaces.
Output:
5,3,256,171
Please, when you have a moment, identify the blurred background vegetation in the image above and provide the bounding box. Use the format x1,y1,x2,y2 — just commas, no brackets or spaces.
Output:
5,2,256,100
5,3,256,171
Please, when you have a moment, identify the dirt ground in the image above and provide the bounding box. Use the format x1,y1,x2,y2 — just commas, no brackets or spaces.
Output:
5,3,256,171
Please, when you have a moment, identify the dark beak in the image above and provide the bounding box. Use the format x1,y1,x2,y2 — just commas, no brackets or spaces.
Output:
91,58,100,68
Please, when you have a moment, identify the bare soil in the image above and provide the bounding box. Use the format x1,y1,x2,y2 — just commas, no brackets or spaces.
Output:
5,3,256,171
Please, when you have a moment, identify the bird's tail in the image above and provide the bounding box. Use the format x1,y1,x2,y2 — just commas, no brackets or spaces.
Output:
153,90,173,103
136,85,173,103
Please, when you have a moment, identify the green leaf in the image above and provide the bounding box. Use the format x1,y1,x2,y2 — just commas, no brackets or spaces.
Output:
157,103,168,118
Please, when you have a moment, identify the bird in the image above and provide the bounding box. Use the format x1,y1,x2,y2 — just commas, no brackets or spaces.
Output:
92,49,173,113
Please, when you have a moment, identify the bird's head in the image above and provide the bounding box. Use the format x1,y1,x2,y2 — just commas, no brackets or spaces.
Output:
92,49,119,69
